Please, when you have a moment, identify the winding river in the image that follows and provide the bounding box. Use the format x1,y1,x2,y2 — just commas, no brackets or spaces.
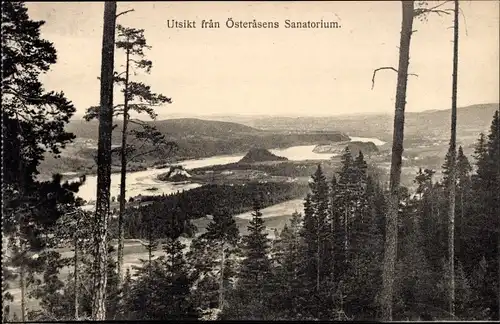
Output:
74,137,386,203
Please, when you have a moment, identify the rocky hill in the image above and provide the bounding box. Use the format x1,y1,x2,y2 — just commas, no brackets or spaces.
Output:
239,148,288,164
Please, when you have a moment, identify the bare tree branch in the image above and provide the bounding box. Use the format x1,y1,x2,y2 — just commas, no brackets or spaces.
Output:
427,0,453,11
371,67,397,90
114,71,127,78
414,0,453,17
417,8,453,17
446,9,469,37
371,66,418,90
459,7,469,36
116,9,134,19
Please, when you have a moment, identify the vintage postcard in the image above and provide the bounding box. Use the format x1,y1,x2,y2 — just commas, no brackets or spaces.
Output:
2,1,499,322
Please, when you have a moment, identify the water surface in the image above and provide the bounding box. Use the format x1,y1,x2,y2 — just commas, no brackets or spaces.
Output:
75,137,384,202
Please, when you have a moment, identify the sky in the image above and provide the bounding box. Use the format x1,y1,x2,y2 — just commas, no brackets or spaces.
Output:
26,1,499,118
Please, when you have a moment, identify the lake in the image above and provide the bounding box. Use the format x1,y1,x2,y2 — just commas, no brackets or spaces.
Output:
74,136,385,203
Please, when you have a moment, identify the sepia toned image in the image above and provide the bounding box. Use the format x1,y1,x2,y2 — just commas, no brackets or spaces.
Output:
2,0,499,322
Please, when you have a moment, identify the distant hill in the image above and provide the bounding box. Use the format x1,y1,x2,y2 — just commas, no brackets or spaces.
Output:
66,117,348,143
160,118,261,136
39,117,348,178
241,103,499,144
66,118,263,142
239,148,288,163
405,103,497,135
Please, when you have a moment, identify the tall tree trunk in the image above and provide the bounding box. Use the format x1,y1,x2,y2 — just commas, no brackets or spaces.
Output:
74,236,79,319
19,263,26,322
344,203,348,251
316,230,320,293
117,48,130,284
92,1,117,320
148,242,153,278
219,242,225,311
330,205,336,283
497,110,500,321
448,0,459,317
380,1,414,320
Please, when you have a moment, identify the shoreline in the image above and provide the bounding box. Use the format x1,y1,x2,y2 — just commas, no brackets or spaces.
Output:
44,137,362,181
58,148,303,180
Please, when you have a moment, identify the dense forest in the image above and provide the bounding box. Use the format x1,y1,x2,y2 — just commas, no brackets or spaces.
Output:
2,1,499,322
190,159,387,183
192,160,341,178
115,182,309,240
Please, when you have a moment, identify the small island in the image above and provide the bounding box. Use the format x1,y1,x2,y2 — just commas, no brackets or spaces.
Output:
238,148,288,163
157,165,192,182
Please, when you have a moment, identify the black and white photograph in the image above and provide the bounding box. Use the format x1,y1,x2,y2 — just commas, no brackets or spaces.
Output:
1,0,499,321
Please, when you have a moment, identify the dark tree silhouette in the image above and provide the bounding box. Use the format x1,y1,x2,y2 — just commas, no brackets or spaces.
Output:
92,1,117,320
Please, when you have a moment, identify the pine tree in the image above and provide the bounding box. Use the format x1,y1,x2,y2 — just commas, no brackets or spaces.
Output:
339,155,383,320
160,238,199,320
303,165,330,290
134,208,160,278
83,21,175,283
2,3,84,320
337,148,361,257
2,1,77,189
469,112,500,320
378,2,415,319
472,133,488,185
329,175,345,282
394,182,438,320
268,212,308,319
185,235,219,315
114,24,173,282
442,145,454,191
447,2,460,313
228,197,272,319
350,152,370,248
92,1,117,319
26,250,72,321
469,256,492,319
200,208,239,312
485,111,500,320
24,208,93,321
354,151,368,184
123,238,198,320
412,168,445,272
455,146,472,265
